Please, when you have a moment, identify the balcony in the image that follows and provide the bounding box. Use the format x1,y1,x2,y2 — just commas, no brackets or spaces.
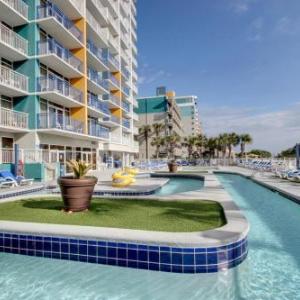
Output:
86,10,109,48
37,39,83,78
0,22,28,61
121,100,131,117
102,93,121,109
122,86,130,97
108,11,119,36
87,40,108,72
36,75,83,108
122,118,131,132
0,65,28,96
105,73,120,91
87,93,110,118
102,115,120,128
0,0,28,26
37,112,86,138
109,34,119,54
87,0,108,25
51,0,84,19
89,121,110,140
88,68,109,95
36,3,83,49
121,33,130,50
121,65,130,80
103,0,118,18
0,107,28,132
106,51,120,72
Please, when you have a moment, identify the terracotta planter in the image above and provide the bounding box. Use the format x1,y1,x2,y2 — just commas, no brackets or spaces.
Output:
168,162,178,173
58,176,97,212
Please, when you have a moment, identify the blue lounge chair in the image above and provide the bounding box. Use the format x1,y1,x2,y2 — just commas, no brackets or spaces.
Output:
0,171,33,186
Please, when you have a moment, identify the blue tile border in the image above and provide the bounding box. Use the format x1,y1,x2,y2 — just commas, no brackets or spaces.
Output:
0,186,44,200
0,231,248,273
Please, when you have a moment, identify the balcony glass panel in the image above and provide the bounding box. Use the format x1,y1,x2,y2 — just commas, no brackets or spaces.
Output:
88,68,109,91
122,118,130,129
88,93,110,115
89,120,109,139
87,40,108,67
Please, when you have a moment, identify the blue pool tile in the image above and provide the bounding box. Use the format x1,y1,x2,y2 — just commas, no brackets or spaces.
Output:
70,239,78,244
12,239,19,248
207,253,218,265
117,248,127,259
172,253,182,265
70,243,78,254
138,262,148,270
183,254,194,265
88,256,97,264
36,251,43,257
79,245,87,255
138,244,148,250
88,245,97,257
88,240,97,246
160,252,171,264
171,265,183,273
44,241,51,252
160,264,171,272
97,246,106,257
27,240,35,249
117,243,127,248
52,252,60,259
207,265,218,273
183,266,195,273
107,258,117,266
138,250,148,262
107,242,117,247
149,263,160,271
149,251,159,263
107,247,117,258
149,246,159,251
117,259,127,267
19,239,27,249
70,254,79,261
78,255,87,262
78,240,87,245
195,253,207,265
44,252,51,258
97,257,107,265
127,244,137,250
196,266,207,273
172,247,183,253
52,242,60,253
128,249,137,260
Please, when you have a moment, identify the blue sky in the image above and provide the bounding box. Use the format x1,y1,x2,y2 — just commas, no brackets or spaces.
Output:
136,0,300,153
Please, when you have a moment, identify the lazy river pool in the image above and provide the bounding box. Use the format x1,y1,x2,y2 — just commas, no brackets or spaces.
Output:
0,174,300,299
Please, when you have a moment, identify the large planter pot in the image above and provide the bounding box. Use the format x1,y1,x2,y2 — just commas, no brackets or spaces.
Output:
58,176,97,212
168,162,178,173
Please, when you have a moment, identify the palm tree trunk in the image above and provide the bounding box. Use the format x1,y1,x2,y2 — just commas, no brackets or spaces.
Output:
145,137,149,160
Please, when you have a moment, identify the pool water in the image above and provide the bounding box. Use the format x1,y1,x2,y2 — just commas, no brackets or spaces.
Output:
1,174,300,299
155,177,204,196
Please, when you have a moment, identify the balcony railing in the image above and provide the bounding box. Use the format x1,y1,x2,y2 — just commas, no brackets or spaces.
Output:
87,40,108,67
0,65,28,92
88,93,110,115
103,93,120,106
121,65,130,80
37,3,83,43
107,73,120,87
122,86,130,96
88,68,109,91
0,107,28,129
122,101,130,113
2,0,28,19
37,112,84,133
89,121,109,139
0,22,28,55
122,118,130,129
37,75,83,103
103,115,120,124
37,39,83,73
86,10,108,44
107,51,120,69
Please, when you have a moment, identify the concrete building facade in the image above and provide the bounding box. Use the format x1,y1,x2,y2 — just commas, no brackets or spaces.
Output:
0,0,139,179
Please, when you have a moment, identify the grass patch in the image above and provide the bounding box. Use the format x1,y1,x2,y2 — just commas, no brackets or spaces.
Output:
0,198,226,232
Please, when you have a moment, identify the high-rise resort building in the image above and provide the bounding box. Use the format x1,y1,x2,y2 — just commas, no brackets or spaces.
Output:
136,87,184,160
175,95,201,137
0,0,139,180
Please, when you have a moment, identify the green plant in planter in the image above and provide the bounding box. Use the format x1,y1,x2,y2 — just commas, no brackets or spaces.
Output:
66,160,92,179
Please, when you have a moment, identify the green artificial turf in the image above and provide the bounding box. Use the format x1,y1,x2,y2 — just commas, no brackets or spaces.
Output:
0,198,226,232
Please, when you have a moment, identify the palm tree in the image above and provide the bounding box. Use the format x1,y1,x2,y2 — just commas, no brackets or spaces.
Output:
183,136,197,159
165,134,181,159
152,123,165,137
195,134,207,158
227,132,240,158
206,137,218,158
239,134,253,157
218,133,229,158
151,137,165,159
138,125,152,160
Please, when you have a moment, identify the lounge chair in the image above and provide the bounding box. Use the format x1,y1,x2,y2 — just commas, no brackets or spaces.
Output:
0,171,33,186
0,178,16,188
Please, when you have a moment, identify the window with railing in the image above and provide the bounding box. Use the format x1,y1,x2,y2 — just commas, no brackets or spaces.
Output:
0,22,28,55
37,74,83,103
2,0,28,19
88,119,110,139
88,93,110,115
37,38,83,72
88,68,109,91
103,115,120,124
102,93,120,106
87,40,108,67
0,107,28,129
0,65,28,92
37,3,83,43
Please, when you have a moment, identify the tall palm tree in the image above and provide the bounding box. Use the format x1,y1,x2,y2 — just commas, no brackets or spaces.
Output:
138,125,152,160
183,136,197,159
152,123,165,137
218,133,229,158
227,132,240,158
195,134,207,158
165,134,181,159
239,134,253,157
151,137,165,159
206,137,218,158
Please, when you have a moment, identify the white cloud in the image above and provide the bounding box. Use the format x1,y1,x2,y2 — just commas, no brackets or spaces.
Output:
248,17,264,41
275,17,300,35
230,0,258,14
200,103,300,154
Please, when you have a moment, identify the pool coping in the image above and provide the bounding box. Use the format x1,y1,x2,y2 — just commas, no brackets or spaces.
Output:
0,173,249,248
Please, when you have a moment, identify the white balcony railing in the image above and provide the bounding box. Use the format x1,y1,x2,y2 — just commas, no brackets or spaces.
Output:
0,107,28,129
1,0,28,19
0,22,28,55
87,10,109,45
0,65,28,92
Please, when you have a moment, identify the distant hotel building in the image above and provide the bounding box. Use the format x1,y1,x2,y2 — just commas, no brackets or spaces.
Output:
175,95,201,137
136,87,202,160
0,0,138,179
